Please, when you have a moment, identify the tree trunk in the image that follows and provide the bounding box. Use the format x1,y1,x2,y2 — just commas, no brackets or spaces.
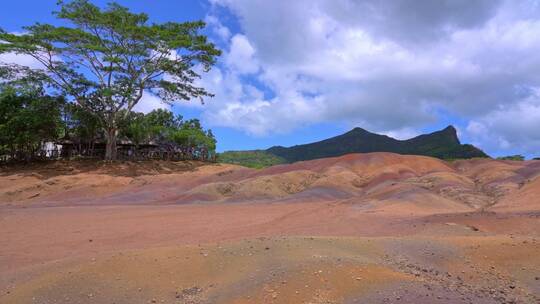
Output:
90,140,95,157
105,127,118,161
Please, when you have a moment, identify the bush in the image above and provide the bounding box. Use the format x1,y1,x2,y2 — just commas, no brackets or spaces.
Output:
497,155,525,161
218,150,286,169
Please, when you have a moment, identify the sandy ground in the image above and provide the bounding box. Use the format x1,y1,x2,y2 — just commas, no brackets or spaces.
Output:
1,154,539,303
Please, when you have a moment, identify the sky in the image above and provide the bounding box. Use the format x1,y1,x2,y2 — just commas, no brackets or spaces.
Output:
1,0,540,158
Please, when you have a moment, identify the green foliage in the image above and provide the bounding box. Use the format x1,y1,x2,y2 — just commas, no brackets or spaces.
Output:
497,155,525,161
218,150,286,169
115,110,216,159
145,109,182,130
168,128,203,147
0,0,220,159
63,103,102,143
0,81,217,161
266,126,489,163
0,87,64,160
122,112,150,146
533,157,540,160
166,118,216,152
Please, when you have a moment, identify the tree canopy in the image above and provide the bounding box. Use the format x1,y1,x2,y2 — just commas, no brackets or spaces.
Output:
0,87,64,161
0,84,217,162
0,0,220,159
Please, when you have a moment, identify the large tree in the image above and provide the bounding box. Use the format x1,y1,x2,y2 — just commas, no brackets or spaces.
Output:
0,0,220,160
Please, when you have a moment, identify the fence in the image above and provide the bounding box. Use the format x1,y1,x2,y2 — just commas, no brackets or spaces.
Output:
0,143,216,163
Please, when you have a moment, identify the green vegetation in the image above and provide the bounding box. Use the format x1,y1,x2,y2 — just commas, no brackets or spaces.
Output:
218,150,286,169
0,84,216,162
0,0,220,160
266,126,489,163
497,155,525,161
534,157,540,160
0,87,64,161
165,118,217,160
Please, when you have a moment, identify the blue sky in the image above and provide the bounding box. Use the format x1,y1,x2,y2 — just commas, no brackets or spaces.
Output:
2,0,540,158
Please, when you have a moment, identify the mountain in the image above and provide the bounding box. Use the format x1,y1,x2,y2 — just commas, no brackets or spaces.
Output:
265,125,488,163
218,125,489,167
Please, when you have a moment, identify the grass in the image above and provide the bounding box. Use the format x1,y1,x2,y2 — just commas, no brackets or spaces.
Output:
217,150,286,169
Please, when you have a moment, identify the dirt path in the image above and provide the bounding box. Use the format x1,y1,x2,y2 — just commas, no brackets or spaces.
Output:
1,234,538,304
1,202,539,304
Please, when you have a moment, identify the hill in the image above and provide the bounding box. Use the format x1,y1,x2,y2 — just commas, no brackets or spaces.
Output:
2,152,536,212
2,154,540,303
266,125,488,163
217,150,286,168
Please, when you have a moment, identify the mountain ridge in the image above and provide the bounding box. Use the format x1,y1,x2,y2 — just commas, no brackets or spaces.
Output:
267,125,488,163
220,125,488,167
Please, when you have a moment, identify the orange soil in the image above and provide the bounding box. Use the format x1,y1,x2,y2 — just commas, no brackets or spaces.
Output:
1,153,539,303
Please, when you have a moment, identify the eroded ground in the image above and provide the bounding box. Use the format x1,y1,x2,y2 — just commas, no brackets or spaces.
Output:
1,153,539,303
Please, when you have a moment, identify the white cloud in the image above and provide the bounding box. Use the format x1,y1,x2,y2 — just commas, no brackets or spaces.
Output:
133,93,171,114
205,15,231,41
195,0,540,153
382,128,421,141
466,90,540,155
225,34,259,74
194,65,326,136
0,52,43,69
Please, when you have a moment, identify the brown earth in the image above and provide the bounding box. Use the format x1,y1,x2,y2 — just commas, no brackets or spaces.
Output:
1,153,539,303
